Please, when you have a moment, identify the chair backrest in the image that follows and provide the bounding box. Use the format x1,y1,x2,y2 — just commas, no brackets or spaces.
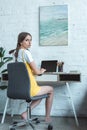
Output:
7,62,31,101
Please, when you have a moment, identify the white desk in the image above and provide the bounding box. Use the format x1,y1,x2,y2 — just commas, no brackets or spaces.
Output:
37,72,81,126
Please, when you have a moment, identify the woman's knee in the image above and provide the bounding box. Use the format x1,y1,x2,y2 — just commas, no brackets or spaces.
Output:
48,86,54,93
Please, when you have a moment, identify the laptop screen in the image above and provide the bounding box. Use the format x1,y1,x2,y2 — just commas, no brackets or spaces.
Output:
41,60,58,72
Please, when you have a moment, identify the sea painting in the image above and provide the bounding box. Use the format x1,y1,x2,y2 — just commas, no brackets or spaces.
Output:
39,5,68,46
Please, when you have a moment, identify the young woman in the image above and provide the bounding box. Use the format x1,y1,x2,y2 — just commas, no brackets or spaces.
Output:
14,32,54,123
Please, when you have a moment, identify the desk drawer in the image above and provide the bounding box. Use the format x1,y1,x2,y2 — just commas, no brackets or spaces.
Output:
59,74,81,82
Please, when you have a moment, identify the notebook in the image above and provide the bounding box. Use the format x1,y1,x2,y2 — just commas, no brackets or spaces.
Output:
41,60,58,73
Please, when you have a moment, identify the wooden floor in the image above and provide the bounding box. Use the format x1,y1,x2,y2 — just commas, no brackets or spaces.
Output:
0,114,87,130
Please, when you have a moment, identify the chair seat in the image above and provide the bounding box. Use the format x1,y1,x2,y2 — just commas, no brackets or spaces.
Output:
26,94,48,103
31,94,49,100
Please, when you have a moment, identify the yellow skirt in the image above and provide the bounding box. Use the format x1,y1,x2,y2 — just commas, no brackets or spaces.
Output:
24,62,41,97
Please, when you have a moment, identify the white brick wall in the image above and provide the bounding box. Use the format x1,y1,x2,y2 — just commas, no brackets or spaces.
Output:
0,0,87,117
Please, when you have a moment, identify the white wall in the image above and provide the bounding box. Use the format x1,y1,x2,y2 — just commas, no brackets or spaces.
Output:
0,0,87,117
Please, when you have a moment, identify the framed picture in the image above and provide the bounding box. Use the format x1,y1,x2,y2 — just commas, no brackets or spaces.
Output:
39,5,68,46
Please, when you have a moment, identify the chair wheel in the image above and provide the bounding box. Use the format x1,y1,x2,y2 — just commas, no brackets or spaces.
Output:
33,118,38,121
36,119,40,124
48,124,53,130
10,128,16,130
13,121,17,124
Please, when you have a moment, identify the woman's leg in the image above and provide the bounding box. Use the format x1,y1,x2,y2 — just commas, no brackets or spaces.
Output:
30,99,42,109
21,99,42,119
36,86,54,122
21,85,54,122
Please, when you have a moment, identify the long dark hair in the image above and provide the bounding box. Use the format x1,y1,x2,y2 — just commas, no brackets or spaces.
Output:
9,32,32,61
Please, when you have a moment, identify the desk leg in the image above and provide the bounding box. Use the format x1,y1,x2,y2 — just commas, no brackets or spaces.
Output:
66,82,79,126
1,98,9,124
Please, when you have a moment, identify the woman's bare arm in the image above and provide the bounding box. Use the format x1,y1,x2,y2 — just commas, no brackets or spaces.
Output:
29,61,46,75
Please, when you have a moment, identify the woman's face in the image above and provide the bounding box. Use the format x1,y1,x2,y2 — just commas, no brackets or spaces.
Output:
20,35,32,49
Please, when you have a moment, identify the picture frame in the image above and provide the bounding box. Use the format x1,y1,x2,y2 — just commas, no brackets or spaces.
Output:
39,5,68,46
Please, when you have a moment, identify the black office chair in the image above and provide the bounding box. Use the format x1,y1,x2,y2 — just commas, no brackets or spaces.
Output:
1,62,53,130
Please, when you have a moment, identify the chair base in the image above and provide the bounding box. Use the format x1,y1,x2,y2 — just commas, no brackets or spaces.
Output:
9,118,53,130
9,117,39,130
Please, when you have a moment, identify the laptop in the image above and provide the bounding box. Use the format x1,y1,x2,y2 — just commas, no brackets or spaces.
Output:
41,60,58,73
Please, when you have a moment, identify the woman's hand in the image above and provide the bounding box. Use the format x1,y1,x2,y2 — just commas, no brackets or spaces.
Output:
40,68,46,74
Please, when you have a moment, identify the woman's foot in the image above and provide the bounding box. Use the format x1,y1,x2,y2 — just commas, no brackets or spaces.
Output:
21,112,27,120
45,117,52,123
